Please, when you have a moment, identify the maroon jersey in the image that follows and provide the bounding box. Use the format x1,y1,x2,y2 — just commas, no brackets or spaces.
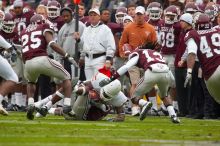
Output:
49,16,64,33
196,28,220,80
13,10,35,35
107,22,123,57
160,21,182,55
130,49,166,71
0,29,19,45
148,19,163,38
20,23,54,61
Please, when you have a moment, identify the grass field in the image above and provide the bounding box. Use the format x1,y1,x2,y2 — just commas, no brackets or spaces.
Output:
0,112,220,146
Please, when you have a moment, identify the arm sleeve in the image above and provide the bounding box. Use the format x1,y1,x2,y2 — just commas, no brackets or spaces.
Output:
116,54,139,76
186,38,198,55
0,35,12,49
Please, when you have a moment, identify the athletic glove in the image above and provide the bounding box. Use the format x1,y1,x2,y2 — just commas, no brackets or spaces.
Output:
184,69,192,88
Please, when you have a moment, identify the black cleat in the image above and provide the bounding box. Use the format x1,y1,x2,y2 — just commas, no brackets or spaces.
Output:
26,105,35,120
38,106,48,117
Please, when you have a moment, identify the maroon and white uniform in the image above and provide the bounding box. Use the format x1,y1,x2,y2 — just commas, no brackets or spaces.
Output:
72,73,127,120
148,19,163,43
159,21,182,76
196,28,220,103
112,49,174,99
49,16,64,33
20,23,70,83
13,10,35,35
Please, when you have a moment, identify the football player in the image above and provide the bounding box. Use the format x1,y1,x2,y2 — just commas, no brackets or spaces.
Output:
160,5,182,112
184,13,220,104
0,35,19,115
19,14,74,120
0,12,26,111
100,49,180,124
26,73,127,122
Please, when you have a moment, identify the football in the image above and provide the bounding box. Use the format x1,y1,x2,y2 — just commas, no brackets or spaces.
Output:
122,43,132,56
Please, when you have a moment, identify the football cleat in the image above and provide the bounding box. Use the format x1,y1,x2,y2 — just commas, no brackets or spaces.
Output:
139,102,153,121
131,106,140,116
26,104,35,120
171,115,180,124
0,105,8,116
38,106,48,117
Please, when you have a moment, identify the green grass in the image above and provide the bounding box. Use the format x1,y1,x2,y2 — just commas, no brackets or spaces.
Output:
0,112,220,146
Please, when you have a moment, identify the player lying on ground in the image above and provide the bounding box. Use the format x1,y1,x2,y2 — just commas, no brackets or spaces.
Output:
26,73,127,121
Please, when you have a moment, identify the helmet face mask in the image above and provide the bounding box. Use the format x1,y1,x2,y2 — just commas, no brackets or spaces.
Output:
194,13,211,30
147,2,162,20
204,5,219,22
47,1,61,19
115,7,127,24
1,13,15,33
164,5,179,24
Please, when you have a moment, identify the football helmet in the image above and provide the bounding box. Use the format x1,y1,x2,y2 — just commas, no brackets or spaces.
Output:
39,0,49,6
184,2,199,14
100,79,121,102
115,7,127,24
30,14,46,25
164,5,179,24
205,4,219,22
47,0,61,19
147,2,163,20
194,13,211,30
1,13,15,33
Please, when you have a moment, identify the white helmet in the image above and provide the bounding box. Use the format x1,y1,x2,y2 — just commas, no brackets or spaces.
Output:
100,79,121,102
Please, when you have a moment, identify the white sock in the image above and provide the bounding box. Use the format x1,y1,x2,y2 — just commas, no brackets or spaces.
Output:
28,97,34,105
45,101,53,109
148,96,157,110
138,99,148,107
38,95,53,107
48,108,56,114
11,95,16,105
173,101,179,110
63,98,71,106
0,94,3,103
167,105,176,117
15,92,23,107
22,95,27,106
3,96,8,102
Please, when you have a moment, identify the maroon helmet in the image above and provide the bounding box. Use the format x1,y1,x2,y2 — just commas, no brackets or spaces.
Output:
115,7,127,24
39,0,49,7
204,4,219,22
1,13,15,33
47,0,61,19
164,5,180,24
147,2,163,20
194,13,211,30
184,2,199,14
30,14,46,25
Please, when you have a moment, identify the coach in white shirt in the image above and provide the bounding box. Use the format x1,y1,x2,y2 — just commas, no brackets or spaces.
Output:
75,8,116,80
